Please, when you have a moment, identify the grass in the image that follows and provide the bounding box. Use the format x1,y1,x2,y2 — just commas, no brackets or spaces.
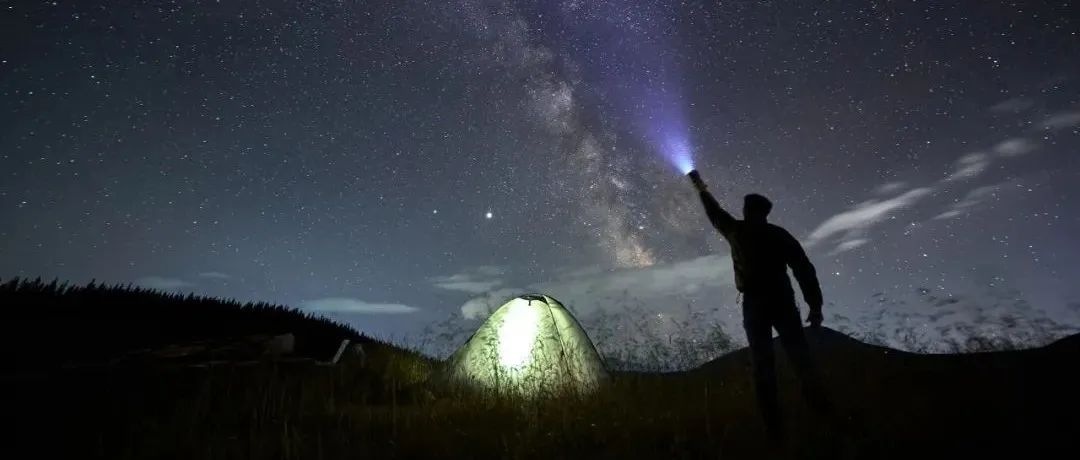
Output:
9,331,1080,459
3,278,1080,459
5,358,768,459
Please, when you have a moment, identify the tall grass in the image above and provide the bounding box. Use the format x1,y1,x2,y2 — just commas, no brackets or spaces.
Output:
4,278,1078,459
12,352,774,459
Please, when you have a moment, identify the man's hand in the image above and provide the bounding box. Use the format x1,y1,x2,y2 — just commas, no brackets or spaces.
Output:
688,171,708,192
806,309,824,328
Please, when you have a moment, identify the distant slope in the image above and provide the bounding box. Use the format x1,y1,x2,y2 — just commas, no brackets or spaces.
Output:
695,326,912,375
0,277,394,370
696,325,1080,373
694,326,1080,457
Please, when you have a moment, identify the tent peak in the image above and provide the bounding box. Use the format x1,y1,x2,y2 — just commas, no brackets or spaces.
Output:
444,293,608,395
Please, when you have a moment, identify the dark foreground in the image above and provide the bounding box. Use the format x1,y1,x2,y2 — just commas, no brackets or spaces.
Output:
2,280,1079,459
3,327,1078,459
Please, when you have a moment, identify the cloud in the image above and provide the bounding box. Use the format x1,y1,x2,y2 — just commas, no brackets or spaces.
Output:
435,280,504,293
1036,111,1080,131
934,183,1003,220
806,187,934,249
136,276,193,291
992,138,1037,157
989,97,1033,113
197,271,231,280
460,255,734,320
431,267,507,293
945,152,991,182
799,110,1050,257
832,238,870,254
803,110,1049,256
546,255,730,301
874,181,907,195
302,297,420,315
934,209,963,220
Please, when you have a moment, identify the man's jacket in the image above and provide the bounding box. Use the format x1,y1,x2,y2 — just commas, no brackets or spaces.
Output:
699,191,823,311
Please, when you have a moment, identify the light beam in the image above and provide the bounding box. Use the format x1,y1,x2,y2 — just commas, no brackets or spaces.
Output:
664,134,694,174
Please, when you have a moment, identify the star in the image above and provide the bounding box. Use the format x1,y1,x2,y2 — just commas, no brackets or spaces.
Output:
1,0,1077,350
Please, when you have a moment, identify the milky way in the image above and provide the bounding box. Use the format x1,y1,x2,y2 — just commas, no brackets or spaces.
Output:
2,1,1079,347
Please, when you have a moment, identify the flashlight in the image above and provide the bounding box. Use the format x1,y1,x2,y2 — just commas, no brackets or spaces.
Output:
687,169,705,190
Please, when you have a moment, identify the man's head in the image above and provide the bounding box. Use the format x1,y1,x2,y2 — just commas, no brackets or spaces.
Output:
743,193,773,222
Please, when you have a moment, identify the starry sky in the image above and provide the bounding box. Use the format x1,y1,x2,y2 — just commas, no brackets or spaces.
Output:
2,1,1079,347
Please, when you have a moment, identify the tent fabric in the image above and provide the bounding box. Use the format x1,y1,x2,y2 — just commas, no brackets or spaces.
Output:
445,294,608,394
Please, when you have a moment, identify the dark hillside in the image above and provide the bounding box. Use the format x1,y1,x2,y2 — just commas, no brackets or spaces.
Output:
0,278,394,370
3,283,1079,459
695,327,1080,457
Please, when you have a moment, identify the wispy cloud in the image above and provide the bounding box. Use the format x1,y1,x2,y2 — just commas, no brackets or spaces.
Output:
1036,111,1080,131
460,255,734,320
814,119,1045,254
806,187,934,249
136,276,193,291
431,266,506,293
198,271,231,280
874,181,907,195
992,137,1037,157
945,152,991,182
435,279,504,293
934,183,1003,220
302,297,420,315
989,97,1033,113
943,136,1038,184
832,238,870,255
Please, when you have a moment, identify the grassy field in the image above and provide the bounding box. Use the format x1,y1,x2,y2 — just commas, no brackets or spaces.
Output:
3,278,1079,459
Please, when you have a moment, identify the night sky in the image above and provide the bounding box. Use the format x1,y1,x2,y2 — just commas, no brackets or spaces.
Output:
3,1,1079,349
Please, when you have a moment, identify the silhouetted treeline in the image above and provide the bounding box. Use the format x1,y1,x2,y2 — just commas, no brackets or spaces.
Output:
0,277,381,371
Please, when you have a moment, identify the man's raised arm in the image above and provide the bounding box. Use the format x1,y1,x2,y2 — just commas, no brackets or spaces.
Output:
689,172,736,235
699,190,737,235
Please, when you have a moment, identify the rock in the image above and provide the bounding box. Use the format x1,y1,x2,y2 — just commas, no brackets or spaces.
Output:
264,333,295,357
322,339,365,366
345,343,366,367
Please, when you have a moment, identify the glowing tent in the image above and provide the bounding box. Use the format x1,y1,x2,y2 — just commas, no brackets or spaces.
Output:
445,294,608,395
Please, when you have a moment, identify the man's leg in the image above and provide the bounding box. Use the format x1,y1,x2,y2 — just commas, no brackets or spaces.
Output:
742,297,783,440
773,300,833,416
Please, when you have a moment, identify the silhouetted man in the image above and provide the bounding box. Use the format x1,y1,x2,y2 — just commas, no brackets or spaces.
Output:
689,170,831,440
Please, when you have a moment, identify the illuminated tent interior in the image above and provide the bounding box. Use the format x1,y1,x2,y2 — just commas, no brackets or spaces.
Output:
445,294,608,395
